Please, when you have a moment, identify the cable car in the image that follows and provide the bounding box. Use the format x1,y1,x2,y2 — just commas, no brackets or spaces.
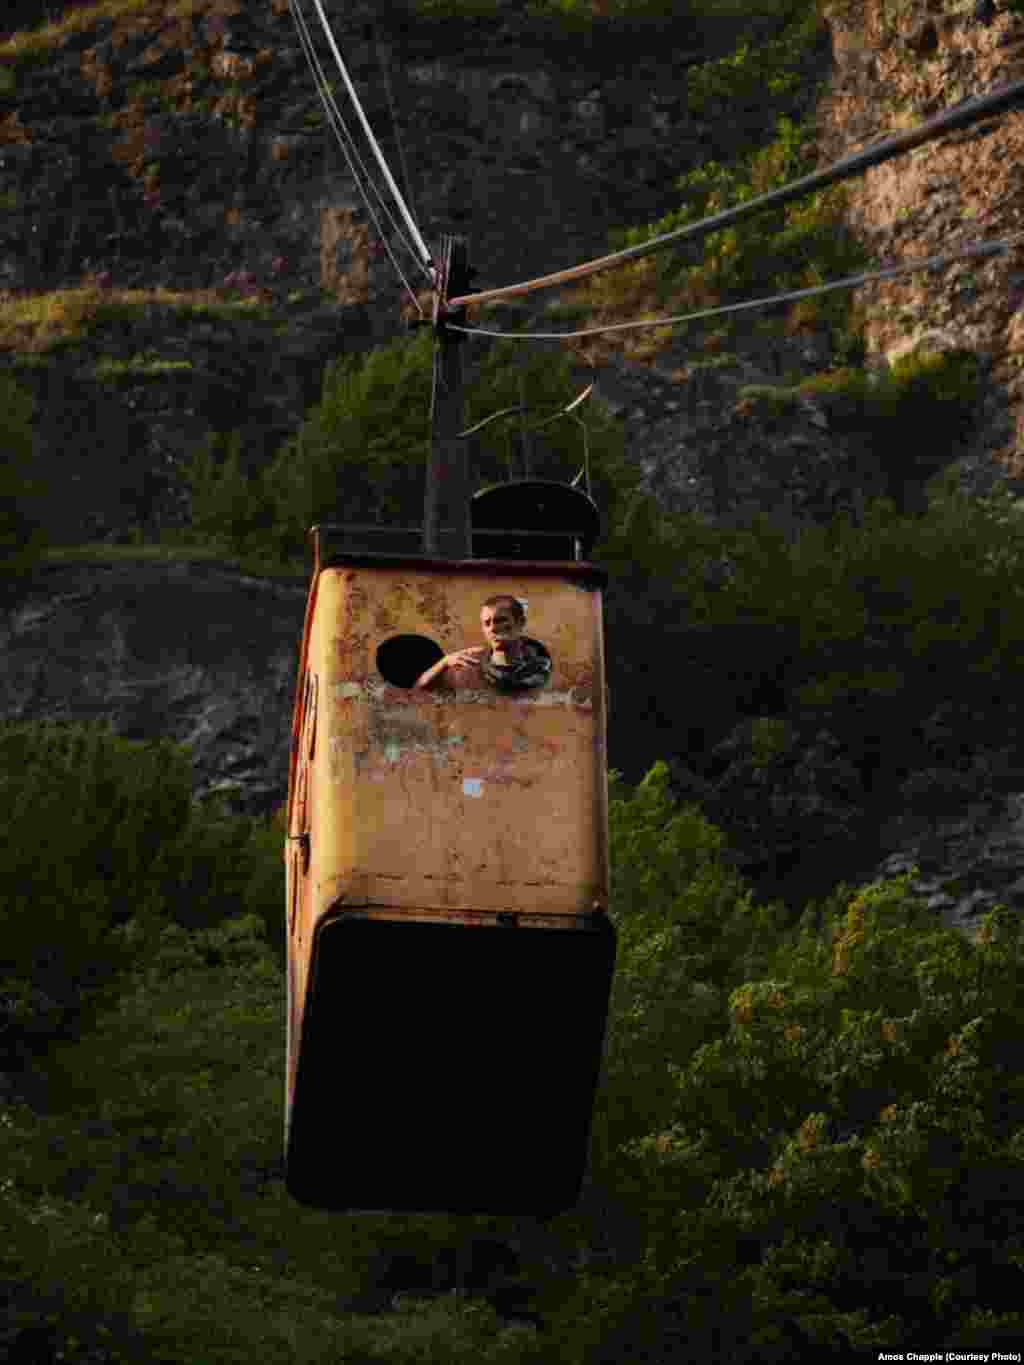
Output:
283,480,616,1216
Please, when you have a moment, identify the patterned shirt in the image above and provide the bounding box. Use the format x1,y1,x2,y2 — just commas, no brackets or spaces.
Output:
479,637,552,692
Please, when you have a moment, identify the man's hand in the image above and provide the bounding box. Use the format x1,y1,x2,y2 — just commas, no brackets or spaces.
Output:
446,647,485,670
415,646,486,689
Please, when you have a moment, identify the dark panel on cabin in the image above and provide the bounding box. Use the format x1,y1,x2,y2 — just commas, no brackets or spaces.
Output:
285,914,616,1216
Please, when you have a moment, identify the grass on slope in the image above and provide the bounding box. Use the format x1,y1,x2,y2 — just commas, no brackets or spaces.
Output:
0,287,277,353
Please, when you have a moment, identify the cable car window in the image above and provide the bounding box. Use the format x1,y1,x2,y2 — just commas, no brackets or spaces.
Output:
377,634,444,688
406,595,552,692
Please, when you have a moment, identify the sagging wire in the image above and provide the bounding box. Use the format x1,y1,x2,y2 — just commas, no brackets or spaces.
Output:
442,232,1023,342
288,0,430,315
372,25,421,257
443,75,1024,313
290,0,428,290
291,0,412,261
454,381,596,500
289,0,423,281
307,0,436,279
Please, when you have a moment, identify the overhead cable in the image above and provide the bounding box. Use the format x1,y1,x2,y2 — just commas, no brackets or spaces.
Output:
445,76,1024,312
288,0,428,308
289,0,421,268
373,28,420,250
307,0,436,280
444,233,1022,342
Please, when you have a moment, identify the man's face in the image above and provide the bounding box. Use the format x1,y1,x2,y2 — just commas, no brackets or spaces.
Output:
480,604,523,650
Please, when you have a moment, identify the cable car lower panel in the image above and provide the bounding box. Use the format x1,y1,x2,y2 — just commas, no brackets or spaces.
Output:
285,910,616,1217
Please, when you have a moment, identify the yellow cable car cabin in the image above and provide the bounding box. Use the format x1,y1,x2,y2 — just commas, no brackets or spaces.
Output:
284,481,616,1216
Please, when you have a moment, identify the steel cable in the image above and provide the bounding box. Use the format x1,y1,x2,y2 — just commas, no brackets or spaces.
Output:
445,76,1024,312
288,0,430,313
307,0,435,279
373,27,421,255
290,0,422,273
444,233,1023,342
290,0,427,280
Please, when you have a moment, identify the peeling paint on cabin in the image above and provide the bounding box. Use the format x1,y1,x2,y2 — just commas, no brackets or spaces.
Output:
340,571,369,623
415,578,456,634
333,630,371,674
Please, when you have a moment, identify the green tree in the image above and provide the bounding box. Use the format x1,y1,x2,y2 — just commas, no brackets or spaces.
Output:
185,329,634,567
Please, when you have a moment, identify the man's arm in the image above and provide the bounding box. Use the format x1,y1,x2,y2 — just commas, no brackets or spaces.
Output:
415,656,450,689
415,648,485,689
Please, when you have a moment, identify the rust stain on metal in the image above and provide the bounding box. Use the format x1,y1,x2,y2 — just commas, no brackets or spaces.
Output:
333,629,371,674
561,658,594,706
373,578,419,634
339,570,370,621
415,578,456,634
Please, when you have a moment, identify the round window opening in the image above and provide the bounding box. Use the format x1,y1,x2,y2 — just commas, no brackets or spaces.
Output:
376,634,443,688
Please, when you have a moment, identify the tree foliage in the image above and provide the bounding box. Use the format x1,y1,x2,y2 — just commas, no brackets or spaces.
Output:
0,717,284,1067
2,717,1024,1361
179,329,634,567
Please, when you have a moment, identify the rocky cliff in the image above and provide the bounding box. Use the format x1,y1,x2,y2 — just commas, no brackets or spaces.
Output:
3,0,1024,940
818,0,1024,483
0,0,738,540
0,554,307,818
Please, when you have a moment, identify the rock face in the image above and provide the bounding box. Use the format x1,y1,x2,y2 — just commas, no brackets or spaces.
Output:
874,793,1024,944
0,0,763,543
817,0,1024,483
578,352,932,530
0,557,307,820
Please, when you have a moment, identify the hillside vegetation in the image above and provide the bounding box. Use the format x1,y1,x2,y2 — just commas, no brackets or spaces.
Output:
3,724,1024,1361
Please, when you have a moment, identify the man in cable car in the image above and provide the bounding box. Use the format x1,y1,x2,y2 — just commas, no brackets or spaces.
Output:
414,594,552,692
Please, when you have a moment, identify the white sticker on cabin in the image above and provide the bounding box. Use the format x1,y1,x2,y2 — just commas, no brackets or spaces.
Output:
463,778,483,798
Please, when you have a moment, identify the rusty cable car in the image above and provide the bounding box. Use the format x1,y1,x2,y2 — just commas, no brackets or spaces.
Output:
283,480,616,1216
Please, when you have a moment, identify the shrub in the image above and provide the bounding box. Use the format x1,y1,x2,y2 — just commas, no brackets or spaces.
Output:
653,113,864,329
574,795,1024,1357
681,487,1024,725
654,489,1024,904
588,763,788,1200
0,717,285,1059
178,429,281,562
563,104,867,365
685,3,823,116
799,348,980,486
